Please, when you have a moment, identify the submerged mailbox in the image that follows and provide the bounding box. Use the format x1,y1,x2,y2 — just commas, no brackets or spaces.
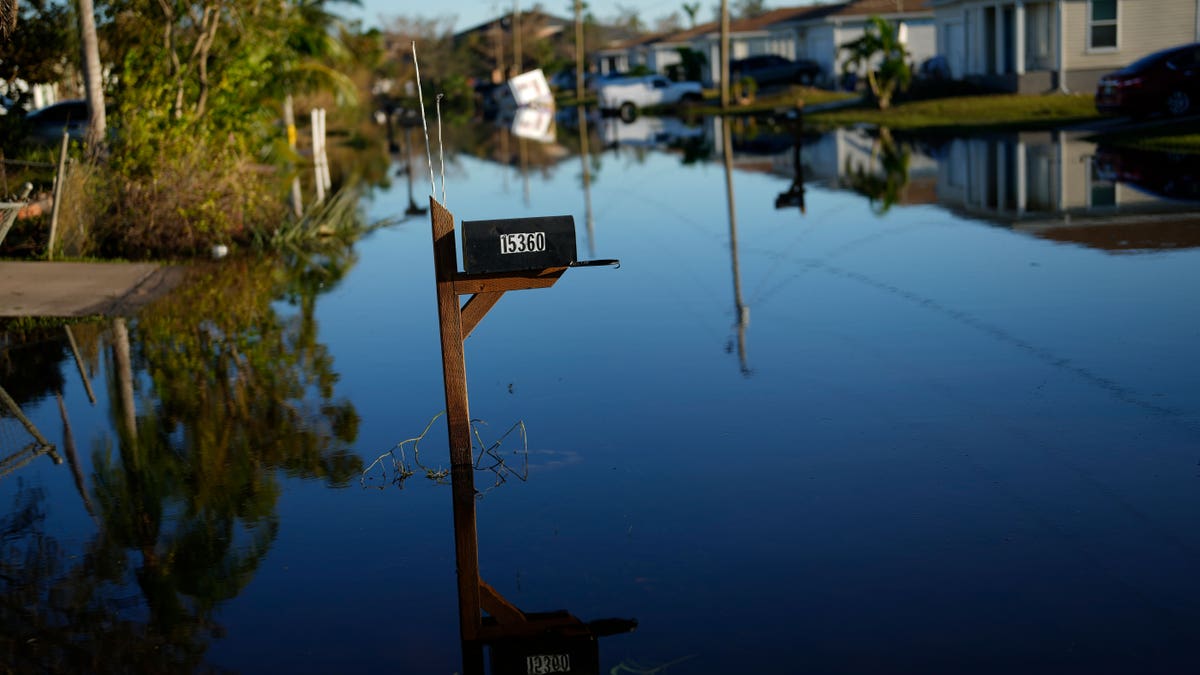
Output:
462,215,577,274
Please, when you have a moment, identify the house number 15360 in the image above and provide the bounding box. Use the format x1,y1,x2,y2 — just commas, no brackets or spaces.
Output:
500,232,546,254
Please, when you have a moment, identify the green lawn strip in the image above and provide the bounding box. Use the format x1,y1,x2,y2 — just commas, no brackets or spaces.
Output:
807,92,1100,131
681,86,857,116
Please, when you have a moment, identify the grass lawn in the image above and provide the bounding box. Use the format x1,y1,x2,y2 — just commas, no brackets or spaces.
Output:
806,92,1101,131
685,86,858,115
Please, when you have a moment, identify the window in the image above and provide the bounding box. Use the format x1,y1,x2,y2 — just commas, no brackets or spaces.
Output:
1089,0,1117,50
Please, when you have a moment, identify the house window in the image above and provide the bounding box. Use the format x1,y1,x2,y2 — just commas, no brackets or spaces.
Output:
1088,0,1117,50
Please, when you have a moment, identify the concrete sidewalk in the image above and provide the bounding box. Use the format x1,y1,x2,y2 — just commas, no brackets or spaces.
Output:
0,261,185,317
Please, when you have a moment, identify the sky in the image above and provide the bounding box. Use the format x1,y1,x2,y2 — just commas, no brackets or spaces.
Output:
337,0,781,32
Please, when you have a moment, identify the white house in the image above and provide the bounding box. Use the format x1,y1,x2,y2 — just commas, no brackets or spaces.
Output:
792,0,937,84
596,1,937,87
933,0,1200,93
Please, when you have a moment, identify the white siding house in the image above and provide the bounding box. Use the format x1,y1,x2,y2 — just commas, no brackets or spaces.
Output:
932,0,1200,93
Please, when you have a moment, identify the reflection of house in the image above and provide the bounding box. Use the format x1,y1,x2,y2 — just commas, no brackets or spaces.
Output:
592,1,936,86
932,0,1200,93
934,132,1200,251
935,132,1166,217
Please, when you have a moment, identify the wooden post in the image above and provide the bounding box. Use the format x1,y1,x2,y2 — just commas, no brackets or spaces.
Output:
312,108,326,204
426,201,628,672
431,198,473,466
285,94,303,217
47,129,69,260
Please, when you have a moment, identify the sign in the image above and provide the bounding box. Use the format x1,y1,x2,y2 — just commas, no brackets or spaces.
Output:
508,69,554,108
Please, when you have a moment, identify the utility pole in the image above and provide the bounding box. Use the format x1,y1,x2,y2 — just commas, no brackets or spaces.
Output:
513,0,523,75
575,0,585,99
720,0,731,109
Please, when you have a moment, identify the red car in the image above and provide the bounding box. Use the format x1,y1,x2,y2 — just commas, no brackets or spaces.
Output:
1095,42,1200,117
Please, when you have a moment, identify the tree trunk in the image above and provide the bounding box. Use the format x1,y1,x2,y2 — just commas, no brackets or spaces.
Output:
0,0,17,40
77,0,107,155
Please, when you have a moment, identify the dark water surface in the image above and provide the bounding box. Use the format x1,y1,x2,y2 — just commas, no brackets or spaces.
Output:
3,120,1200,673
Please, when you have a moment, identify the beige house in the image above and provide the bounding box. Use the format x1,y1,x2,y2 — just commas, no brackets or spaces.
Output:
933,0,1200,93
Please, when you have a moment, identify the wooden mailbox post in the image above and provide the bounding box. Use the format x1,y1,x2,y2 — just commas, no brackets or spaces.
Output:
430,196,572,467
429,196,629,673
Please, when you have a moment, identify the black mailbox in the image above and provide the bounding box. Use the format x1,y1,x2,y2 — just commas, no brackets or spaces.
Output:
462,215,577,274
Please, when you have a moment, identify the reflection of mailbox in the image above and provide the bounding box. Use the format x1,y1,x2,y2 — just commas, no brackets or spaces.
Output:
462,216,577,274
489,634,600,675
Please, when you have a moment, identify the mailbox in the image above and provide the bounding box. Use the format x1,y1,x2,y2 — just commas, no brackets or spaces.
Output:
462,215,577,274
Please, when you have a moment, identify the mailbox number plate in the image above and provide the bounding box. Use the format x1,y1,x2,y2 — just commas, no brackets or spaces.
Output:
461,215,576,274
500,232,546,255
525,654,570,674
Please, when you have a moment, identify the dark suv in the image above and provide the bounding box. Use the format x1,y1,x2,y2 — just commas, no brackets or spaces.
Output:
729,54,823,88
1095,42,1200,117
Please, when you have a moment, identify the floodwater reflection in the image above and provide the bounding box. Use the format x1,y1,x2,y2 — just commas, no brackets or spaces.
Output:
5,109,1200,672
451,462,636,675
1,256,362,669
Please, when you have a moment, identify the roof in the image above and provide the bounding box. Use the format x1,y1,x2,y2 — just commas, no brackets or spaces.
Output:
603,1,933,52
821,0,934,18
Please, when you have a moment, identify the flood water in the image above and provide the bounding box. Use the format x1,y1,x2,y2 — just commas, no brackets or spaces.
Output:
4,115,1200,674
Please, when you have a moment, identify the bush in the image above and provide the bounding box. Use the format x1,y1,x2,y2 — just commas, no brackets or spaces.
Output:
94,127,284,259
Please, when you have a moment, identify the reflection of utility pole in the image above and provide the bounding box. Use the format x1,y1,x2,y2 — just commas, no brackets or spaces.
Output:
577,105,596,257
500,125,512,191
721,117,750,376
404,128,428,217
519,136,530,207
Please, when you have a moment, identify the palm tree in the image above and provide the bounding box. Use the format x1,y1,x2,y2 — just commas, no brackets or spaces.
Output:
77,0,106,153
840,16,912,110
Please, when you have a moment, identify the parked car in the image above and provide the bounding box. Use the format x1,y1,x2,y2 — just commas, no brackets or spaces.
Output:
596,75,702,120
1095,42,1200,117
729,54,822,88
24,99,90,142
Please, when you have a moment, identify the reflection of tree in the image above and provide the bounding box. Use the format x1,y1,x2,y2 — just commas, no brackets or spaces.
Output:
1,484,215,671
2,257,362,669
841,127,911,215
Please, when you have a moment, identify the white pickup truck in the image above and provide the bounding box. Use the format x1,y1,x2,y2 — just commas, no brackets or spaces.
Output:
596,75,703,119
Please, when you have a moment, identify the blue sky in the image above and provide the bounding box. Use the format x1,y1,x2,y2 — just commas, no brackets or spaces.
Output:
338,0,747,32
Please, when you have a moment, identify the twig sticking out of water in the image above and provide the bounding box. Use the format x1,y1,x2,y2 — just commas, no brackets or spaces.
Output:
470,419,529,495
360,412,530,493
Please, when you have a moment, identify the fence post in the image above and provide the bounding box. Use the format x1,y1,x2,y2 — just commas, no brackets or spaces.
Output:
47,129,70,260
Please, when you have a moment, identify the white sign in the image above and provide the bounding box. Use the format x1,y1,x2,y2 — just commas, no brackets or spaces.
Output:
508,69,553,108
511,106,555,143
